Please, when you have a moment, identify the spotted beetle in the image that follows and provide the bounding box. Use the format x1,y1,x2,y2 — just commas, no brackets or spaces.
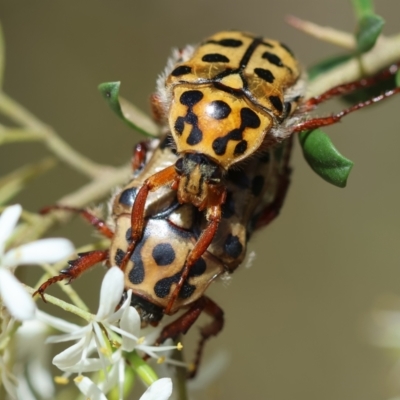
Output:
35,133,292,376
35,30,400,376
119,31,400,315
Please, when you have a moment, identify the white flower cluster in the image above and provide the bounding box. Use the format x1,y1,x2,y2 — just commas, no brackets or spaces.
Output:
0,205,175,400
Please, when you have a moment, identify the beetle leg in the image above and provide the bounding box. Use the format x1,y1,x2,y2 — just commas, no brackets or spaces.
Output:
304,61,400,109
188,296,224,378
155,296,224,378
293,86,400,133
119,165,178,272
132,141,149,172
165,188,225,315
40,205,114,239
33,250,109,301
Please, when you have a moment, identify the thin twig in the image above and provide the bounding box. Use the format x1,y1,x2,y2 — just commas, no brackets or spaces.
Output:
307,34,400,97
286,15,356,49
0,91,108,179
11,162,131,246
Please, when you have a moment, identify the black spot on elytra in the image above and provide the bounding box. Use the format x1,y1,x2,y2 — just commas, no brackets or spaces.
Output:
180,90,203,107
251,175,265,197
206,38,243,47
206,100,231,120
254,68,275,83
174,90,204,146
174,117,185,135
126,227,146,285
234,140,247,155
224,234,243,259
171,65,192,77
269,95,283,113
154,278,174,298
153,257,207,299
241,107,261,128
191,257,207,276
212,129,242,155
212,108,260,156
222,191,235,218
119,188,137,207
186,126,203,145
152,243,176,266
114,248,125,266
202,53,230,63
129,248,145,284
262,51,284,67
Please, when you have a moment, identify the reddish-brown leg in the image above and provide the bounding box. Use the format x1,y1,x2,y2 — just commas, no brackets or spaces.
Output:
293,86,400,133
132,141,149,171
35,206,114,299
40,205,114,239
33,249,109,301
155,296,224,378
305,61,400,109
164,192,225,315
119,165,178,271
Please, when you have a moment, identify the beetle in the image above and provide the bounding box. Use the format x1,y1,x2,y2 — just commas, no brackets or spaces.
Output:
35,30,400,375
35,133,292,375
116,31,400,315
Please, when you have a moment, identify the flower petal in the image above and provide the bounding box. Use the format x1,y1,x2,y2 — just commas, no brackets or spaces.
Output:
60,358,108,373
0,204,22,254
46,328,89,344
53,337,87,369
96,267,124,320
0,268,36,320
120,306,141,351
74,376,108,400
139,378,173,400
36,309,81,333
2,238,74,269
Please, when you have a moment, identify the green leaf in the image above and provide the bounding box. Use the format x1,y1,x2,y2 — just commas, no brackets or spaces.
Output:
299,129,354,188
98,81,160,138
355,14,384,54
308,54,352,81
351,0,375,19
396,70,400,87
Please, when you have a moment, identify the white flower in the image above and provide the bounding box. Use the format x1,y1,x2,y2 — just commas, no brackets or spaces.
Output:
0,204,75,321
14,320,55,400
38,266,182,369
74,376,173,400
139,378,172,400
37,266,183,399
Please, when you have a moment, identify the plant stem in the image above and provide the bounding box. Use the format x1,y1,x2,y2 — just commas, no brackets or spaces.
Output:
307,34,400,97
0,91,107,178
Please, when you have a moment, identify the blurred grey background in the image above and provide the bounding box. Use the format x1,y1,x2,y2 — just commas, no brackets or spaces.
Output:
0,1,400,399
